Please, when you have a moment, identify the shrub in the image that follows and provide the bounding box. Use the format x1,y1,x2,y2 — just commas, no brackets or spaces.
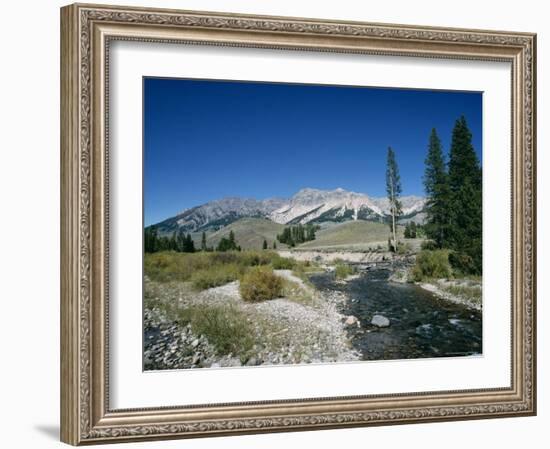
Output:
290,260,322,283
178,304,255,356
410,250,452,282
144,252,198,282
335,263,355,279
208,251,240,265
396,242,412,255
190,263,243,290
449,251,477,275
239,250,277,267
239,266,284,302
145,250,299,289
271,255,296,270
421,240,439,251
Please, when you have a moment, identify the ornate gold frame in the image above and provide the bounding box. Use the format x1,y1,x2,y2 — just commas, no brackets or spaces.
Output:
60,3,537,445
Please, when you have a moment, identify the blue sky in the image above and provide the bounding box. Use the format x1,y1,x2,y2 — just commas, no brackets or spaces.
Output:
144,78,482,226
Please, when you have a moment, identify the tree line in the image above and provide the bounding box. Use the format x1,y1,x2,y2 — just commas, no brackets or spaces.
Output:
276,224,319,247
403,222,418,239
144,227,196,253
145,228,281,253
145,227,244,253
215,230,241,252
386,115,482,275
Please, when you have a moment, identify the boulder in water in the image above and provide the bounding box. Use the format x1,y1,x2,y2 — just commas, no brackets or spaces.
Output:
371,315,390,327
344,315,360,327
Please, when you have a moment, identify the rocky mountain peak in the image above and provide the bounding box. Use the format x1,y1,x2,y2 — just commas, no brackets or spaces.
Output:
150,187,426,234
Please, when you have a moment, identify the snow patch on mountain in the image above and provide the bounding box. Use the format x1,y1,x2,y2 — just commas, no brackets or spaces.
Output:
268,188,425,225
151,188,426,234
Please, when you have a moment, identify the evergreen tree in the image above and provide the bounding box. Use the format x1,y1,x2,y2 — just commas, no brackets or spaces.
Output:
423,128,451,248
201,231,207,251
157,236,170,251
262,239,268,250
176,229,186,252
385,147,402,252
170,231,178,251
277,227,294,247
216,237,230,252
404,223,411,239
216,231,239,252
144,227,159,253
447,116,482,274
184,233,195,253
306,224,317,241
410,221,417,238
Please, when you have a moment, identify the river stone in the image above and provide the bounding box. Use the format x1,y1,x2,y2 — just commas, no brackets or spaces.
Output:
245,357,260,366
344,315,359,326
371,315,390,327
191,338,200,348
222,357,242,367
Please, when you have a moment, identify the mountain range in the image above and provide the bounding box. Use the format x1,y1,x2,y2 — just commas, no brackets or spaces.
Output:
150,188,426,235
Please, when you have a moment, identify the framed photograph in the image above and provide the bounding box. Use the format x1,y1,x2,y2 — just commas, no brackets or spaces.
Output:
60,3,537,445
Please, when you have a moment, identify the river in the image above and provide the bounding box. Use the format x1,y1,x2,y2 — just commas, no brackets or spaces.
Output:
309,268,482,361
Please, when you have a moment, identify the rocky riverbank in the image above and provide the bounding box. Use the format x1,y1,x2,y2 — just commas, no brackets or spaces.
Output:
386,259,482,311
144,270,360,370
417,279,482,311
278,249,390,264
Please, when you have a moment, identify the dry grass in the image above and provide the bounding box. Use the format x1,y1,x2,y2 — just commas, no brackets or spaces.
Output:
145,250,281,288
441,284,482,306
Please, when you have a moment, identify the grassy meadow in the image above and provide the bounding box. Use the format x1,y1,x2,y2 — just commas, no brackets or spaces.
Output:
297,221,406,251
190,218,287,251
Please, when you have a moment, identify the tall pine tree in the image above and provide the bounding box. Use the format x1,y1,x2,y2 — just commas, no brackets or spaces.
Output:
410,222,417,238
201,231,207,251
144,227,158,253
447,116,482,274
184,233,195,253
423,128,451,248
385,147,402,252
176,229,186,252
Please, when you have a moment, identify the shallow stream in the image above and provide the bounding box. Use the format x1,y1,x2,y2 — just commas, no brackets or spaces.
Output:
309,269,482,360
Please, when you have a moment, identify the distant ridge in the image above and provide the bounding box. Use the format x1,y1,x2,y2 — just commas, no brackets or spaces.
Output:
150,187,426,235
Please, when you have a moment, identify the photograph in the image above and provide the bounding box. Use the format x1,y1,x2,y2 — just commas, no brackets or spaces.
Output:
57,3,536,444
143,78,483,371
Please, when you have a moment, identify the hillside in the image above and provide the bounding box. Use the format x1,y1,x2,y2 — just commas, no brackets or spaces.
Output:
198,217,287,251
297,221,405,251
